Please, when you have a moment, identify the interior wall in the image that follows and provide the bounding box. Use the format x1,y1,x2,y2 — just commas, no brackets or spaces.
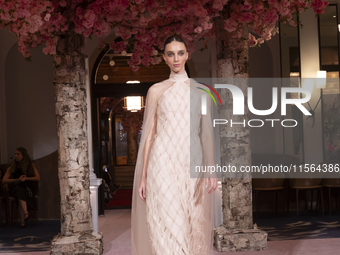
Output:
299,8,323,165
5,42,57,162
0,28,17,164
249,37,282,154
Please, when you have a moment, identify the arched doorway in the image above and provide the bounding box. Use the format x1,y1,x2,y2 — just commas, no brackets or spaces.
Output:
91,45,190,214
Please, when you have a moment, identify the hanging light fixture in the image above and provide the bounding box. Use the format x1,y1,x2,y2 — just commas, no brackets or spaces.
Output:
124,96,144,112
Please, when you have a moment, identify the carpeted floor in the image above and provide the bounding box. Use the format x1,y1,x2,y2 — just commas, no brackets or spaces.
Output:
0,220,60,253
1,210,340,253
101,209,340,255
253,211,340,241
105,189,132,208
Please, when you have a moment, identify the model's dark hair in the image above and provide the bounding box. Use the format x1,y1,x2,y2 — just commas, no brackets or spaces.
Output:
163,35,188,52
9,147,34,176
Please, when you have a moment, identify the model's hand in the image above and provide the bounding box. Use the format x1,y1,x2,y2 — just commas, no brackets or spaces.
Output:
138,177,147,202
206,177,218,194
19,175,27,182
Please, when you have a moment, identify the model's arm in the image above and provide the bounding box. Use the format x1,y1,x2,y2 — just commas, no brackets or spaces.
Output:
26,163,40,181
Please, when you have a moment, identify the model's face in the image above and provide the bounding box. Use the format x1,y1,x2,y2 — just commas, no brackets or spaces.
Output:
163,41,188,73
14,150,23,162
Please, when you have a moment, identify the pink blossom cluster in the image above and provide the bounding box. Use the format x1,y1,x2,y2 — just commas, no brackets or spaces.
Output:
0,0,328,69
223,0,328,47
0,0,68,58
310,0,329,14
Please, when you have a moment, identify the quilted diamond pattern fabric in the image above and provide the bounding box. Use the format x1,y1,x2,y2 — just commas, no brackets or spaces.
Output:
146,79,208,255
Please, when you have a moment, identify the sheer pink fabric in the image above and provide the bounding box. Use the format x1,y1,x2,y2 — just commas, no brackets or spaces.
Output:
131,69,215,255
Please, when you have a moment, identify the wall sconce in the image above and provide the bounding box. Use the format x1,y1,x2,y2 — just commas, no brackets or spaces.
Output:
124,96,144,112
304,71,326,127
317,70,326,88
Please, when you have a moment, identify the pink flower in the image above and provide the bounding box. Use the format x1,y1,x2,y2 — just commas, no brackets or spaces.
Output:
224,18,237,32
83,10,96,29
59,0,67,7
151,56,162,65
194,26,203,34
248,34,257,47
202,21,213,30
17,9,31,18
42,37,58,55
213,0,229,11
27,15,44,33
289,20,297,27
257,38,264,44
44,13,51,22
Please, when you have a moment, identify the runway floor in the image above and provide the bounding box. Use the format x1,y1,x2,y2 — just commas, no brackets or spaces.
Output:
1,209,340,255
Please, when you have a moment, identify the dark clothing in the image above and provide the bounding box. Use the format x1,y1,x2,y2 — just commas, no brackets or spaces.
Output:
10,167,37,210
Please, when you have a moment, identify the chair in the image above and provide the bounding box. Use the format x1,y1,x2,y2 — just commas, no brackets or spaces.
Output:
0,183,4,226
0,197,3,226
321,178,340,215
288,176,324,216
2,183,16,226
28,181,40,225
3,181,40,226
251,154,300,215
0,166,4,226
252,177,285,215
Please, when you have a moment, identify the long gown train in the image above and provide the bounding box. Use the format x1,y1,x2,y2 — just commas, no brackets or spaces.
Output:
131,70,215,255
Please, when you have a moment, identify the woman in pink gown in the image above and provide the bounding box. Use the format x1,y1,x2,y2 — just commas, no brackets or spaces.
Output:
131,35,218,255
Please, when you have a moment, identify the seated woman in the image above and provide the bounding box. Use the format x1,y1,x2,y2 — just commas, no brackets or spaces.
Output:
2,147,40,227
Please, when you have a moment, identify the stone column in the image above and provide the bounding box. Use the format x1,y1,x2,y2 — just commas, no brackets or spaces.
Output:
50,33,103,255
213,16,267,252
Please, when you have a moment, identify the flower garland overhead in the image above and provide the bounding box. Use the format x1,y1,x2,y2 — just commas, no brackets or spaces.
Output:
0,0,328,71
